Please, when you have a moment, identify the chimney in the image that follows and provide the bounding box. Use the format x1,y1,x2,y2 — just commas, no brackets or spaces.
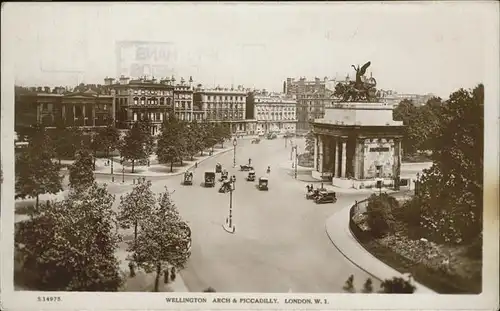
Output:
37,87,43,92
44,86,50,93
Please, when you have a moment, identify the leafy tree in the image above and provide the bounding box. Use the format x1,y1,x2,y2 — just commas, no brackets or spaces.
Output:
415,84,484,244
137,118,155,166
68,148,95,191
393,99,419,155
203,287,216,292
200,120,217,153
94,124,121,157
120,122,147,173
380,277,415,293
15,183,122,291
305,131,315,154
117,180,156,253
157,116,185,172
15,128,63,209
366,193,398,238
182,121,199,161
129,187,191,292
50,127,85,162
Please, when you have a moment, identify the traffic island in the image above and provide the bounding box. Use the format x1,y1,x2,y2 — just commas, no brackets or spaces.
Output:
222,222,236,234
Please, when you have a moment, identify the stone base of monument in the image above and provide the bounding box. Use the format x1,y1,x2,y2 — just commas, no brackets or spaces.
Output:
331,177,396,190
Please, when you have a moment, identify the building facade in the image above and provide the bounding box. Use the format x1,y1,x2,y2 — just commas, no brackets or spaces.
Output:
110,75,177,135
193,85,248,134
310,102,404,189
246,90,297,135
284,77,338,133
15,86,114,132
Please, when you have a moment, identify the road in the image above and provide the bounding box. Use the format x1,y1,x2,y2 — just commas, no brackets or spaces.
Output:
144,137,378,293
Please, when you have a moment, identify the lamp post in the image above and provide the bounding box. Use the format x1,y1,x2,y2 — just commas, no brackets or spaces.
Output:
225,179,236,233
414,172,420,196
110,147,114,183
232,137,237,168
121,158,125,183
292,145,298,179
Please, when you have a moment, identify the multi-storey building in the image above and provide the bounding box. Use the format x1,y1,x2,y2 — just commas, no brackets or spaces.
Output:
377,89,436,107
193,85,248,134
110,75,175,135
246,90,297,135
15,85,114,133
284,77,338,133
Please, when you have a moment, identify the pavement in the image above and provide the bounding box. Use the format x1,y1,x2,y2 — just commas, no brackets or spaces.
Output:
325,201,436,294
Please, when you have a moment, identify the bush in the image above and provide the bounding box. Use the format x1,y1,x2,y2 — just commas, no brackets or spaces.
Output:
342,275,355,293
203,286,216,292
380,277,415,293
366,194,399,238
398,198,424,239
362,278,373,293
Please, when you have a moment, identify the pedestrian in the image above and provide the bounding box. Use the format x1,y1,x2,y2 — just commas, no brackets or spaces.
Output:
195,162,198,168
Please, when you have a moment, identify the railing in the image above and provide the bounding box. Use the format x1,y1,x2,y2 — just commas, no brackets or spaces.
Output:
348,199,372,243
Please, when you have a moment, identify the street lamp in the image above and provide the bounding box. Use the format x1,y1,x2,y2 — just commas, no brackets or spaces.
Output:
225,179,236,234
232,138,237,168
121,158,125,183
109,147,114,183
291,146,298,179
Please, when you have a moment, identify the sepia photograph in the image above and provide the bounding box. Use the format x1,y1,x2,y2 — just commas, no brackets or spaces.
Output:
1,2,498,311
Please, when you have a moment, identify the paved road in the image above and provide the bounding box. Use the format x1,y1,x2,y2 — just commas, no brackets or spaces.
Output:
145,137,378,293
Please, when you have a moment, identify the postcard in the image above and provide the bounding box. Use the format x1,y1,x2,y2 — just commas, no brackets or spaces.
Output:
1,2,499,311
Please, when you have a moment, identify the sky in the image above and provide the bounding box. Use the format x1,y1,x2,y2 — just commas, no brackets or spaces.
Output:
2,2,496,98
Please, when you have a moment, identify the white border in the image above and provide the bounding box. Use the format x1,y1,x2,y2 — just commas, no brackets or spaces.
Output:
1,2,499,311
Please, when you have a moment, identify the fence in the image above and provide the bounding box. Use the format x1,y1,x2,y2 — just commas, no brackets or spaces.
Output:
348,199,372,243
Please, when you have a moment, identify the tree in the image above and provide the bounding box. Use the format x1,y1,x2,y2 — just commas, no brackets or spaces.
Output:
15,128,63,209
129,187,191,292
203,287,216,292
94,124,121,158
68,148,95,191
157,116,185,172
366,193,398,238
15,183,122,291
200,120,217,154
120,122,147,173
380,277,415,293
117,180,156,254
137,118,155,166
415,84,484,245
393,99,419,155
342,275,355,293
305,131,315,154
183,121,199,161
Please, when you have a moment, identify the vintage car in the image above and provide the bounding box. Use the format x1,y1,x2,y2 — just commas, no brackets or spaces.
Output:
251,138,260,144
215,163,222,173
240,164,254,171
258,177,269,191
204,171,216,187
183,171,193,185
314,190,337,204
305,186,327,199
219,180,233,193
247,170,256,182
266,133,277,140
